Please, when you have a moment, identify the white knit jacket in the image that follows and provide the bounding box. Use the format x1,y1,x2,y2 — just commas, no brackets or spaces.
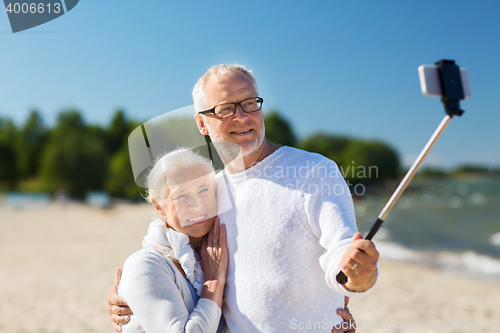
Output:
217,146,373,333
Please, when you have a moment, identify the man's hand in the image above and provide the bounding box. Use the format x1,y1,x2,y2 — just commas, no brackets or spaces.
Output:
108,268,132,332
339,233,378,292
332,296,356,333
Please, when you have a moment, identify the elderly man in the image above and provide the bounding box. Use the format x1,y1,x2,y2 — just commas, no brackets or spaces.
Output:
109,64,378,332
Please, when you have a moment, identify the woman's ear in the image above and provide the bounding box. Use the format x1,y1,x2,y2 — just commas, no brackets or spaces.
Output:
152,199,163,214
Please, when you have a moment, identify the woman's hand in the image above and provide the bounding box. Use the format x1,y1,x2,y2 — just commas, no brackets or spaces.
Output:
201,217,228,281
200,217,228,308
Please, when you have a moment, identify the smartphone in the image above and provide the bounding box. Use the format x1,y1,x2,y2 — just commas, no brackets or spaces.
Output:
418,65,471,98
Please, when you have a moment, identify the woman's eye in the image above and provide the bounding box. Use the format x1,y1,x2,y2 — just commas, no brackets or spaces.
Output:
199,188,209,194
175,194,187,200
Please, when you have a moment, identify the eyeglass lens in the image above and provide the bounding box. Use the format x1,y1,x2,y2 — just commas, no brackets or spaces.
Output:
215,98,262,118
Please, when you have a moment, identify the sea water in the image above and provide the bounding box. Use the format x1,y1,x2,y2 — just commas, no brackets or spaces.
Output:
355,177,500,282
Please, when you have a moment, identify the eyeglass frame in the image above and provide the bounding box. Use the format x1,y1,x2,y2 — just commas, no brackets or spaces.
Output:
198,97,264,119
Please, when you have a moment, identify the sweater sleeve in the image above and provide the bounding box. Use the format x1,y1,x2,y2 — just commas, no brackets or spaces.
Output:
118,250,222,333
303,158,376,298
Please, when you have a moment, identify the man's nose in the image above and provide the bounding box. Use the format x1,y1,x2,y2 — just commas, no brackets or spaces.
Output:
232,105,249,121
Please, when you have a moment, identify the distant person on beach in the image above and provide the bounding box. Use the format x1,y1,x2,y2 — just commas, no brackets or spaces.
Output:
109,64,378,332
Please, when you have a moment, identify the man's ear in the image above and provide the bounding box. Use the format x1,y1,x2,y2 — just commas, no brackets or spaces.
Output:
194,113,210,136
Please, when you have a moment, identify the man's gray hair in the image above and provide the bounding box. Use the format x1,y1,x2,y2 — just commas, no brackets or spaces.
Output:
192,64,258,112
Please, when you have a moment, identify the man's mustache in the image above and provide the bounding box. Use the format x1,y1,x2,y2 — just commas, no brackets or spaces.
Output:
226,121,256,132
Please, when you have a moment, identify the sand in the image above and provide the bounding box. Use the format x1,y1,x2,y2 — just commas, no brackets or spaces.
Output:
349,261,500,332
0,203,499,333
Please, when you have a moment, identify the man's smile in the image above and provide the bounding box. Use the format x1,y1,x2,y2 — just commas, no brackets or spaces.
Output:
230,128,254,135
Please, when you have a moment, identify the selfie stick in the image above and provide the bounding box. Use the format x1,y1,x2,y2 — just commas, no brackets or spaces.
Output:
336,60,467,284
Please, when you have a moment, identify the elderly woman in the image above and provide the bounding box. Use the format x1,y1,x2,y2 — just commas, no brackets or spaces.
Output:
110,148,356,333
117,148,227,333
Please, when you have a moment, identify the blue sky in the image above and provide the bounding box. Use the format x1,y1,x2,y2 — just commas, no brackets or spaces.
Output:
1,1,499,168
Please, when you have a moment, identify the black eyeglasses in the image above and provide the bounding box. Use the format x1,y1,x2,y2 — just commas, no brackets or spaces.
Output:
199,97,264,119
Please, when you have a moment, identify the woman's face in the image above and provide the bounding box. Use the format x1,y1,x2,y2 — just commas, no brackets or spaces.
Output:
161,165,217,239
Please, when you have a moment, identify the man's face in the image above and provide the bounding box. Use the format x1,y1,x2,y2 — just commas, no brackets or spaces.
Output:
195,71,265,157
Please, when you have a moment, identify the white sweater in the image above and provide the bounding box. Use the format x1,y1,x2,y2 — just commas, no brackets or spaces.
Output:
118,248,222,333
217,146,369,333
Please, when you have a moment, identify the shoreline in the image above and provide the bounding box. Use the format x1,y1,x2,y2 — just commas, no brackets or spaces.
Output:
374,240,500,284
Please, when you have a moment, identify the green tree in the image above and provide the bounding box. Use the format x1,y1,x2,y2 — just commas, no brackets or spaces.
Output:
105,144,142,199
298,133,351,166
341,140,399,183
264,111,297,147
39,110,110,198
298,133,399,184
452,164,490,174
418,167,447,178
16,110,47,178
107,109,130,154
0,118,19,189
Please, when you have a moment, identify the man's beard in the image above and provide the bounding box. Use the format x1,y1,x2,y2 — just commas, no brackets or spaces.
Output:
209,122,265,165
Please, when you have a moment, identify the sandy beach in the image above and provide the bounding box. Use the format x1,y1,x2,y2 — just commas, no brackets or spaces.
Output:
1,203,499,333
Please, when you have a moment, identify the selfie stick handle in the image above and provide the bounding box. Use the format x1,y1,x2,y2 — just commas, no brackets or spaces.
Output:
366,60,465,238
336,59,468,285
335,115,453,284
376,115,451,222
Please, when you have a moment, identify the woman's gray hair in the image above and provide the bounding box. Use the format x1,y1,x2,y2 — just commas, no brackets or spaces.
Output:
192,64,258,112
146,148,215,209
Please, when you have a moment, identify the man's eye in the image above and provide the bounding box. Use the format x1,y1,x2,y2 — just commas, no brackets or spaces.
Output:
174,194,187,200
243,100,257,107
199,188,209,194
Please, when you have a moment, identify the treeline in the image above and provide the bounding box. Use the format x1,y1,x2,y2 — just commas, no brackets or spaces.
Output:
418,165,500,178
265,112,400,184
0,109,402,199
0,110,140,199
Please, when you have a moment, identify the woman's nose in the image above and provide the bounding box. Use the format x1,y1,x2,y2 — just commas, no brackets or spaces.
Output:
187,196,202,210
